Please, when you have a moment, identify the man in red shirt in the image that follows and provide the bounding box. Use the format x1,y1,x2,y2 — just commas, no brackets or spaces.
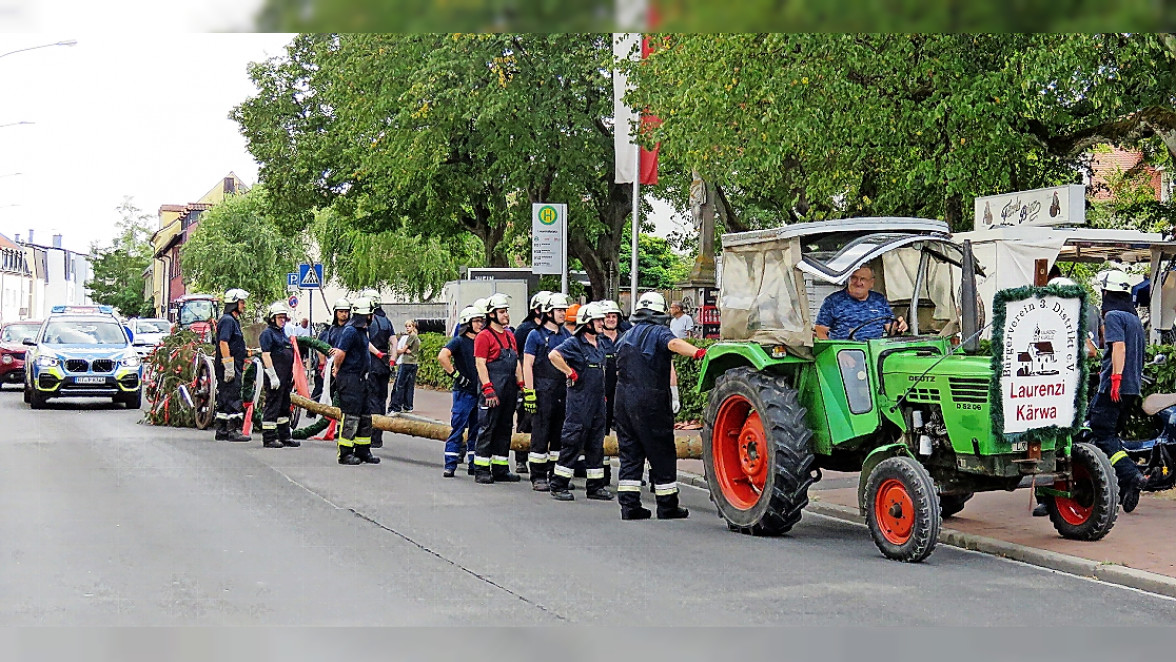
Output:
472,293,525,484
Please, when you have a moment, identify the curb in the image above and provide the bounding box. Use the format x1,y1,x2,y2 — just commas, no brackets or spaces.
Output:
677,469,1176,599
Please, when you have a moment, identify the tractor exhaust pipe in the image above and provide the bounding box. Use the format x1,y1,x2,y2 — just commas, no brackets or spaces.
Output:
960,239,979,353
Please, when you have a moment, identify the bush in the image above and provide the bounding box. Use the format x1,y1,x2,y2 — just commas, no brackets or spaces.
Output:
416,332,453,390
674,338,717,423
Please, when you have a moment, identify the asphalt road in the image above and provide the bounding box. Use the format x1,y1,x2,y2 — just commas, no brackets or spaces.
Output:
2,390,1174,626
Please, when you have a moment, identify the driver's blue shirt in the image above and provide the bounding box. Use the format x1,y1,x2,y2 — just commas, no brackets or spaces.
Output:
816,289,894,340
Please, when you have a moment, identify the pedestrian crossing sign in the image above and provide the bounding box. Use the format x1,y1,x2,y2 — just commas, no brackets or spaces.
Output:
298,263,323,289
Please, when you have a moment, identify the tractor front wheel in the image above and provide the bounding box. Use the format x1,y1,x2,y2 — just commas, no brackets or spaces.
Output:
864,455,940,562
702,368,816,536
1047,442,1117,541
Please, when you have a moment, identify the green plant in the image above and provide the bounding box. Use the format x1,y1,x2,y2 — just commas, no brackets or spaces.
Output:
673,338,717,423
415,332,453,391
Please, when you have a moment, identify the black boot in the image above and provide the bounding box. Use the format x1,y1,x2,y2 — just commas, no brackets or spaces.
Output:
214,419,229,441
475,470,495,484
370,431,383,449
492,466,521,483
621,507,652,520
354,444,381,464
656,493,689,520
338,445,363,465
279,424,299,447
262,432,284,448
586,486,614,501
549,477,574,501
226,419,251,443
530,462,549,491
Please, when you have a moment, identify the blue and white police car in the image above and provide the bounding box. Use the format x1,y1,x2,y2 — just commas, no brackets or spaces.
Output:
23,305,144,409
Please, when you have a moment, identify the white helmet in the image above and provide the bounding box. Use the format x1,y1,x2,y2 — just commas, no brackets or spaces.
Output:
351,297,375,315
574,302,606,334
529,291,553,311
265,301,291,322
1048,277,1077,287
332,297,352,311
636,291,667,314
544,292,571,313
1096,270,1131,293
485,293,511,315
358,289,381,306
599,299,623,315
458,305,484,325
224,288,250,305
472,297,489,315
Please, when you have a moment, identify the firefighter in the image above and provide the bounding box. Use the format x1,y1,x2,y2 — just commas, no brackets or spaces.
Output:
259,301,298,449
513,291,551,474
438,306,484,477
328,296,380,466
214,288,251,442
311,297,351,404
599,299,627,485
472,293,524,484
547,302,614,502
359,289,396,449
614,292,707,520
522,292,572,490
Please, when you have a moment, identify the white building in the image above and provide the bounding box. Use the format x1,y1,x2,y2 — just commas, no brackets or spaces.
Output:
0,230,92,322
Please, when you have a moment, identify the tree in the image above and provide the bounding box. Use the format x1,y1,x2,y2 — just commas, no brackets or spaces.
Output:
625,34,1176,231
181,188,300,316
619,233,691,290
233,33,634,298
87,198,154,318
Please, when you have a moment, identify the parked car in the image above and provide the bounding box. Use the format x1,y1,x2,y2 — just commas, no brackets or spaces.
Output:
23,305,143,409
0,321,41,390
126,317,173,357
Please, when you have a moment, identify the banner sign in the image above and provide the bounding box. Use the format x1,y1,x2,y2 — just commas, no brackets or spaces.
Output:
532,203,566,275
974,184,1085,231
990,285,1088,441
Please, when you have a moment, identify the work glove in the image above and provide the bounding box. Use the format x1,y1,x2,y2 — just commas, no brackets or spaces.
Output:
671,385,681,414
265,366,280,390
692,347,707,361
1110,373,1122,403
566,369,579,388
451,371,472,391
482,382,499,408
222,358,236,382
523,388,538,414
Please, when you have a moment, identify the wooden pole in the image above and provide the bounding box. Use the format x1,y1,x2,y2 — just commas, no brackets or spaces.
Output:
290,393,704,459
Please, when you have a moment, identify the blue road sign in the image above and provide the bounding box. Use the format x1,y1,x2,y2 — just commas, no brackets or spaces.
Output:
287,272,299,288
298,263,324,290
288,295,299,309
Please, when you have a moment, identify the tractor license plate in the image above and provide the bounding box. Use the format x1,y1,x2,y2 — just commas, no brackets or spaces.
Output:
76,376,105,384
1010,441,1028,452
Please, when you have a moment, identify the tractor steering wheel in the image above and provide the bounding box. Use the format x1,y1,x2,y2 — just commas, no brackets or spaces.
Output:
847,316,901,341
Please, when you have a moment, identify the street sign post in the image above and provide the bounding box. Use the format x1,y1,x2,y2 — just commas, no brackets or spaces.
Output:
297,263,324,290
287,272,299,292
532,203,568,293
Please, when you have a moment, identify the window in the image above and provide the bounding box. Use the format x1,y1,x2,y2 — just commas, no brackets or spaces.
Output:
837,349,873,414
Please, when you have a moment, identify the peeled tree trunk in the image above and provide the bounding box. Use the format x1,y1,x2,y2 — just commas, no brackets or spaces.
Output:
290,394,704,459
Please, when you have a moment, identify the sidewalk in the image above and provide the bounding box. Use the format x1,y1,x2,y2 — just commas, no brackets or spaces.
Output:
405,387,1176,589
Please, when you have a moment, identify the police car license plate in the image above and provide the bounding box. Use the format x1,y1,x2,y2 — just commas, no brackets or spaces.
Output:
76,376,105,384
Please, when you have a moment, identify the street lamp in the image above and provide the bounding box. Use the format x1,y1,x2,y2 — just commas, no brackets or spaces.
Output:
0,40,78,60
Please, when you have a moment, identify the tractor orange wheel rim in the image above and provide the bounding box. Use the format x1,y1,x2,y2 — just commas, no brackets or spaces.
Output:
874,478,915,545
713,394,769,510
1054,460,1094,526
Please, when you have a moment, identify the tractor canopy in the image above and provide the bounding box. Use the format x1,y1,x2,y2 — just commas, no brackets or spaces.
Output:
719,218,981,350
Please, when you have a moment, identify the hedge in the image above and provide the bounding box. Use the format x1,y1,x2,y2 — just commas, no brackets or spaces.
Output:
413,332,716,423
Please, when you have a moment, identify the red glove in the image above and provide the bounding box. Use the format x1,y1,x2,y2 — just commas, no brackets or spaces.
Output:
1110,374,1122,402
482,382,499,407
566,369,579,387
693,347,707,360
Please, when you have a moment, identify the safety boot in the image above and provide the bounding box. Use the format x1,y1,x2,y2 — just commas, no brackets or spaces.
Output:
338,445,363,466
371,431,383,449
620,507,652,521
656,493,689,520
278,423,299,447
550,487,574,501
475,472,495,484
443,469,456,478
226,419,251,443
586,486,614,501
492,469,521,483
214,419,230,441
354,445,381,464
532,478,550,492
263,437,284,449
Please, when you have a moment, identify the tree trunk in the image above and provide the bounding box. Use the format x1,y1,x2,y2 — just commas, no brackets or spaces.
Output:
944,193,965,232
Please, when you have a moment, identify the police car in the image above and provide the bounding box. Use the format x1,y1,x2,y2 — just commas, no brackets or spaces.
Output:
22,305,143,409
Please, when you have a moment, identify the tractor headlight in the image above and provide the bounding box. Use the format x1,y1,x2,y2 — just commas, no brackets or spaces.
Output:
36,355,59,368
121,354,141,368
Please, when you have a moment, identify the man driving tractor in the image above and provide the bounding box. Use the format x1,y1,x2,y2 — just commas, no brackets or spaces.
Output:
815,265,908,340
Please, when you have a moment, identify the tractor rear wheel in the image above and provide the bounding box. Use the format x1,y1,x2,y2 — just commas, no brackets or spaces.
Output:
864,455,940,562
1047,442,1117,541
939,492,973,519
702,368,816,536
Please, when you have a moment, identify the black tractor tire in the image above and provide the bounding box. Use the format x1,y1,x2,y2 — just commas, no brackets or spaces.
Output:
939,492,974,519
864,455,941,562
192,357,216,430
702,367,816,536
29,387,48,410
1047,442,1118,541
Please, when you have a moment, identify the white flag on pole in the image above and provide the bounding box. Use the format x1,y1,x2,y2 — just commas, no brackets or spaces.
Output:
613,32,641,184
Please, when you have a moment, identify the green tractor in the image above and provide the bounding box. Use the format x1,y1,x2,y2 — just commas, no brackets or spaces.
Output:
698,218,1117,562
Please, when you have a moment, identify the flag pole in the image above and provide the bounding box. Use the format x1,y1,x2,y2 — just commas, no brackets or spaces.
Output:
630,145,640,314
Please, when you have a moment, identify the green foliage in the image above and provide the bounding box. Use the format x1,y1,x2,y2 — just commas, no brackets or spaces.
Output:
182,189,300,317
87,198,154,318
673,338,717,423
619,233,691,290
626,34,1176,231
143,330,211,427
414,333,452,391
